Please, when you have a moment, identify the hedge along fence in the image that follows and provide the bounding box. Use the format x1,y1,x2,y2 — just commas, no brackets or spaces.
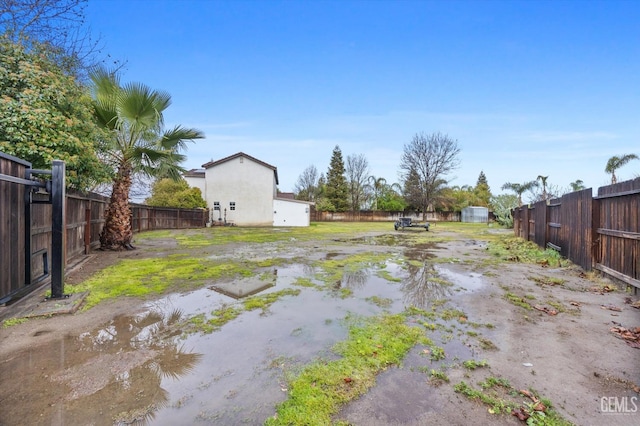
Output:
512,177,640,291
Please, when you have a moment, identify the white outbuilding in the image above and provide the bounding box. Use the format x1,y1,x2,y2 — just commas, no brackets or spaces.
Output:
461,206,489,223
184,152,312,227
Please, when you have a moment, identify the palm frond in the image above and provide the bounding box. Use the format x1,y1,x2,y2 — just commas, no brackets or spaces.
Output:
160,125,205,151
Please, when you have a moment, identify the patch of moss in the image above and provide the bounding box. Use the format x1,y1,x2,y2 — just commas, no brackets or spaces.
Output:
242,288,301,313
68,257,255,309
266,313,424,425
365,296,393,308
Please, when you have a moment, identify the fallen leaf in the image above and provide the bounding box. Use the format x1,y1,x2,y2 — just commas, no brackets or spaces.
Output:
511,407,529,421
601,304,622,312
533,305,558,315
533,401,546,411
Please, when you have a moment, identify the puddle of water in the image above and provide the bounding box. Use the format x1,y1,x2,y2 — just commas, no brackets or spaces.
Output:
434,265,486,292
0,259,468,425
0,309,201,426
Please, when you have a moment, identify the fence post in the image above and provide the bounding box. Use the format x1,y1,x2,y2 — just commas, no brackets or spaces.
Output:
50,160,65,298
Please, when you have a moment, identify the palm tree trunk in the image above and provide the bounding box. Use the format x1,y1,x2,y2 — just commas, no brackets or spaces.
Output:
100,163,134,250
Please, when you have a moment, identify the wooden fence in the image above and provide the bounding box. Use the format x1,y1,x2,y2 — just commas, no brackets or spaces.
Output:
512,178,640,291
311,209,462,222
0,152,209,303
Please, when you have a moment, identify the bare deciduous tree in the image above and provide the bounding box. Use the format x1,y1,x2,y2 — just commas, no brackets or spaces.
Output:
345,153,369,211
294,164,319,202
0,0,109,76
400,132,461,219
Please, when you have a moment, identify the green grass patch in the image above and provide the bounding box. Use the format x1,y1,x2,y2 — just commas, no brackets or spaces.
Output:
487,237,566,266
314,252,389,286
477,337,498,351
266,313,424,425
376,269,402,283
2,317,29,327
454,379,573,424
186,304,243,334
504,292,532,310
529,275,566,287
440,308,466,321
292,277,318,288
462,359,489,370
242,289,301,313
67,257,254,309
453,380,516,415
365,296,393,308
428,369,450,385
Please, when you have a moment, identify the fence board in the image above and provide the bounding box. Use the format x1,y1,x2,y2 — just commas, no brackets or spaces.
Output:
595,177,640,288
0,153,28,299
512,182,638,290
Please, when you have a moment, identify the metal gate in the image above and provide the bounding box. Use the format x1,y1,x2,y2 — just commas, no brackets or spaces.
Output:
0,151,66,304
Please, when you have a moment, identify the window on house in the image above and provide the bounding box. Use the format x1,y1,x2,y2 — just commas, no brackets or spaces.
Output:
230,202,236,211
213,201,220,211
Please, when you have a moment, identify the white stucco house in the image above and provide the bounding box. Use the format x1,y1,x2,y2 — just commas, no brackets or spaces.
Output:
184,152,312,227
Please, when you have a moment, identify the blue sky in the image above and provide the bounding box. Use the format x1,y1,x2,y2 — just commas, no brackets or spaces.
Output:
86,0,640,201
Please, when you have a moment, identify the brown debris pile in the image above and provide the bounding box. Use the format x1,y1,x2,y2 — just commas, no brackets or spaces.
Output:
511,389,547,422
610,326,640,349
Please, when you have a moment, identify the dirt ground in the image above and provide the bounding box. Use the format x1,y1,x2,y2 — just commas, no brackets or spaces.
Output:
1,226,639,425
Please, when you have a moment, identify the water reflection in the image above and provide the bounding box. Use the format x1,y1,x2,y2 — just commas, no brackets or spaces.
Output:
401,262,452,308
0,309,202,426
336,268,370,290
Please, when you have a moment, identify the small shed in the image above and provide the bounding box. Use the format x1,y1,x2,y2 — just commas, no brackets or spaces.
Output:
461,206,489,223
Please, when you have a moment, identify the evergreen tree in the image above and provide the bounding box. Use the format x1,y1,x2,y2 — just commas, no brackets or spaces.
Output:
325,146,349,212
474,171,491,207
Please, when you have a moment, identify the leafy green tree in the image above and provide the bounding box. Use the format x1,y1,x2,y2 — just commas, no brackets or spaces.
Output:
145,178,206,209
377,183,407,211
441,185,473,211
400,132,460,219
90,67,204,250
605,154,638,184
501,180,538,207
0,37,111,189
325,145,349,212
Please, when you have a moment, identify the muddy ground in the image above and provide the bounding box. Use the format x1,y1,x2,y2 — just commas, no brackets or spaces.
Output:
0,226,639,426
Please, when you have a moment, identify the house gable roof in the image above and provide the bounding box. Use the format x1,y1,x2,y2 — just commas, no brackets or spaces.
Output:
202,152,279,185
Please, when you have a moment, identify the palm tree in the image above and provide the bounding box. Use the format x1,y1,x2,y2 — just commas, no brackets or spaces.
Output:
537,175,549,202
366,176,387,210
501,180,538,207
605,154,638,184
569,179,585,192
90,67,205,250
